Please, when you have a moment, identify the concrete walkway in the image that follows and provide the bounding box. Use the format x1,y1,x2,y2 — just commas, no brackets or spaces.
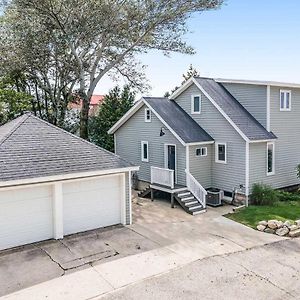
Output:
1,197,286,300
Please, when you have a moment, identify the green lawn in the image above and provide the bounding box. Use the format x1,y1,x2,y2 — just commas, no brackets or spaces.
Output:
225,201,300,229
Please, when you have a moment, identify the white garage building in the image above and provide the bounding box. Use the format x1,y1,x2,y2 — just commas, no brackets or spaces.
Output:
0,113,138,250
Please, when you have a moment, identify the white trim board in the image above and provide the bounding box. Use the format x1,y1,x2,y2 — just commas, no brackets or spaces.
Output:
0,167,139,189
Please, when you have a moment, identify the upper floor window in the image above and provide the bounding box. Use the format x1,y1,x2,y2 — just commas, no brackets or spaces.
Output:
196,147,207,157
191,95,201,114
144,108,151,122
267,142,275,175
280,90,291,111
141,141,149,162
215,143,227,164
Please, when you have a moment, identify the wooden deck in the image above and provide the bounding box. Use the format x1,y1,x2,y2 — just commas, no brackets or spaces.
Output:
150,183,187,193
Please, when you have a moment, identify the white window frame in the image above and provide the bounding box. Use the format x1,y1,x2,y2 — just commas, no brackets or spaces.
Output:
191,95,201,114
141,141,149,162
279,90,291,111
196,147,207,157
267,142,275,176
144,108,152,122
215,142,227,164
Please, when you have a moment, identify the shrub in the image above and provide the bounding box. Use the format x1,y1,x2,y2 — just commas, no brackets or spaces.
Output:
297,164,300,179
277,190,300,202
251,183,278,206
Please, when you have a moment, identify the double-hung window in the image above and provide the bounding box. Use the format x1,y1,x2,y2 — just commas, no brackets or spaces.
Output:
191,95,201,114
280,90,291,111
196,147,207,157
267,142,275,175
215,143,227,164
144,108,151,122
141,141,149,162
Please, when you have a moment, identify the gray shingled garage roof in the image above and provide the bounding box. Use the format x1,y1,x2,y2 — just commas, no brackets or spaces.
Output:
0,114,134,182
144,97,213,144
194,78,277,141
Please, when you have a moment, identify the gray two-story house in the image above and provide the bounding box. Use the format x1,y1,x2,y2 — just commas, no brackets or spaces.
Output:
108,77,300,214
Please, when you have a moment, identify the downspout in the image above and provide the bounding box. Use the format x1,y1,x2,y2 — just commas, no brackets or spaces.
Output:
266,85,271,132
186,145,190,172
245,141,250,207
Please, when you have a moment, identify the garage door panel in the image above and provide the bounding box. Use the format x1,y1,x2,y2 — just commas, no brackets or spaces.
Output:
0,186,53,250
63,175,122,235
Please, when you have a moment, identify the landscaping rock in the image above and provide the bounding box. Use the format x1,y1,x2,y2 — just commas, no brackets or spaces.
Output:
295,220,300,226
283,221,292,227
257,225,266,232
258,220,268,226
268,220,278,229
289,229,300,238
264,228,275,234
289,225,299,231
275,220,283,228
275,227,289,236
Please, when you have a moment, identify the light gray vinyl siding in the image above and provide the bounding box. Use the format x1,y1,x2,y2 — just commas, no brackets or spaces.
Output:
175,84,246,192
115,104,186,185
250,86,300,189
189,144,212,189
221,83,267,129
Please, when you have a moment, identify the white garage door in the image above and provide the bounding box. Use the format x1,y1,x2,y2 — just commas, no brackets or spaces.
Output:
63,174,123,235
0,186,53,250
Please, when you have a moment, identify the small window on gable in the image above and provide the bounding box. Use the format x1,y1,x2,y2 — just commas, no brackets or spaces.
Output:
280,90,291,111
215,143,227,164
267,142,275,175
191,95,201,114
141,141,149,162
144,108,151,122
196,147,207,157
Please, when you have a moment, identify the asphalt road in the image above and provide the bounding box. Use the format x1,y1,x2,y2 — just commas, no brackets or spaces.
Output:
101,238,300,300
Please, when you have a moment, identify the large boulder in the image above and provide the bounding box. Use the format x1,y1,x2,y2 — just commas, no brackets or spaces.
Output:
268,220,278,229
289,225,299,231
283,220,292,228
257,225,266,232
258,220,268,226
295,220,300,226
275,227,289,236
264,228,275,234
275,220,283,229
289,229,300,238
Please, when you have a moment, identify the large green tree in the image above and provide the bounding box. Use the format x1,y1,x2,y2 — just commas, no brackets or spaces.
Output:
0,75,32,125
89,85,134,152
1,0,223,139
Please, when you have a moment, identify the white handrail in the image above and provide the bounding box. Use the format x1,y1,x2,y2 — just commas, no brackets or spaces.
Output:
151,166,174,189
185,169,207,208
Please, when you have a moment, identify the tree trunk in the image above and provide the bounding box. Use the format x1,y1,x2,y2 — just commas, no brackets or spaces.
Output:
80,95,90,139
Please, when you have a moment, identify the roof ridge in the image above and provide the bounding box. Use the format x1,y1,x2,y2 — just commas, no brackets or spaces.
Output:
0,113,31,147
27,114,132,166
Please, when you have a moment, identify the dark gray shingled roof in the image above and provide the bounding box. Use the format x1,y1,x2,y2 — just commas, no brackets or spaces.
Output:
194,77,277,141
143,97,213,144
0,114,133,182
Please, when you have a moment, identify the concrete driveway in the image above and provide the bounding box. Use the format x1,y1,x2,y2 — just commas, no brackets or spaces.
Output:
1,194,290,299
0,225,157,297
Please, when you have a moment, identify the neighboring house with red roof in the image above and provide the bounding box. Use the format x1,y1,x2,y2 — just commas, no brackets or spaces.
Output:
69,95,105,116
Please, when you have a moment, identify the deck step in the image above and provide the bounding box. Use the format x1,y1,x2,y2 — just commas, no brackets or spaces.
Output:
189,205,203,211
193,209,206,215
181,196,194,202
184,200,198,207
177,192,191,197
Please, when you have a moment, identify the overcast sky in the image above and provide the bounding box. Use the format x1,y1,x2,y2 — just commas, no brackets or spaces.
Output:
95,0,300,98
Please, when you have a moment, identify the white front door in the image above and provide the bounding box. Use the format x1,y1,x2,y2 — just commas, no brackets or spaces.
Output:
62,174,123,235
0,186,53,250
